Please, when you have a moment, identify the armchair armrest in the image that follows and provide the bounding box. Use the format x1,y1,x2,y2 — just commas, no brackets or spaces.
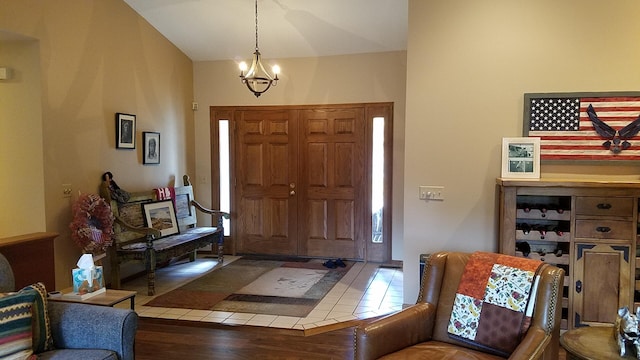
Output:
508,326,550,360
354,302,436,360
48,302,138,360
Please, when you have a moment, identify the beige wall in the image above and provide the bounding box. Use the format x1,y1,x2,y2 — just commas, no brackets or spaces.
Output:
0,1,194,289
0,39,45,237
193,52,407,259
404,0,640,303
6,0,639,307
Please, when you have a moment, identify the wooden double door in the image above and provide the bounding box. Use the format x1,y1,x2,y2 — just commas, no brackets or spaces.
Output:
213,104,385,260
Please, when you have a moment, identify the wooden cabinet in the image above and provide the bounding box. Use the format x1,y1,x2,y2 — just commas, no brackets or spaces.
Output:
497,178,640,330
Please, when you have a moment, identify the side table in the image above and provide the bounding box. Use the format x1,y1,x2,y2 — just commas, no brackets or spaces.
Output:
50,289,137,310
561,326,637,359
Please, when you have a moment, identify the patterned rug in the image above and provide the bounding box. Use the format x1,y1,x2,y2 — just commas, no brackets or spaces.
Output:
144,257,352,317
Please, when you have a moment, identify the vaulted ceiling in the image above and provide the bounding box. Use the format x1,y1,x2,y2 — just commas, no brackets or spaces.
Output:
123,0,408,62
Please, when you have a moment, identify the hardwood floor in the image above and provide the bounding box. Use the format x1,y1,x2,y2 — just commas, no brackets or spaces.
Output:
135,318,356,360
135,318,568,359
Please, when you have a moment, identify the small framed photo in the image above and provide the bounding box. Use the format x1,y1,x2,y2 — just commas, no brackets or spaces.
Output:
142,200,179,237
143,132,160,165
501,137,541,179
116,113,136,149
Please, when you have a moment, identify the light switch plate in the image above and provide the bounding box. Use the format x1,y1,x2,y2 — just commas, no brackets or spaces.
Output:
62,184,72,198
419,186,444,201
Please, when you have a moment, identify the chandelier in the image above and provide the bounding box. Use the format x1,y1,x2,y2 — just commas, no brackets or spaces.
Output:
239,0,280,97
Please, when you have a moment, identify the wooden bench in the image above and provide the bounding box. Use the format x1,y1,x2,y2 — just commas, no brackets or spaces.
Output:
100,175,229,295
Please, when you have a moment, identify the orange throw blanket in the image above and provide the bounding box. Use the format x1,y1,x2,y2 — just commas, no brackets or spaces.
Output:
448,252,543,356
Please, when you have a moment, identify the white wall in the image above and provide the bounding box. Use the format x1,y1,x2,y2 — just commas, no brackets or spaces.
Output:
403,0,640,303
193,51,407,260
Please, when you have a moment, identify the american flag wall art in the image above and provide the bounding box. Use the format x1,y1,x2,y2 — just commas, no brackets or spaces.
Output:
524,92,640,162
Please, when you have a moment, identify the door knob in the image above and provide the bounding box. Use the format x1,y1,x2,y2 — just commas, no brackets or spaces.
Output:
290,190,296,196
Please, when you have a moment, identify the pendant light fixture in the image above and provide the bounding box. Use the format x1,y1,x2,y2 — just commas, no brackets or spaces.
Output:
239,0,280,97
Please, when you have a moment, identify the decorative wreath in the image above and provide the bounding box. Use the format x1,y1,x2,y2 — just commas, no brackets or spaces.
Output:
69,193,114,253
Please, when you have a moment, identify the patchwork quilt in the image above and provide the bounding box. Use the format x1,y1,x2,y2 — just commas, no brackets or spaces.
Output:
447,252,543,356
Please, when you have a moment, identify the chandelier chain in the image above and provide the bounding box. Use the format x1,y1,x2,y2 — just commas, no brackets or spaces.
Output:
254,0,259,51
239,0,279,97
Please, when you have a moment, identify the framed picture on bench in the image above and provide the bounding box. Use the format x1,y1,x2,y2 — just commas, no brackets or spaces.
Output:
142,200,180,237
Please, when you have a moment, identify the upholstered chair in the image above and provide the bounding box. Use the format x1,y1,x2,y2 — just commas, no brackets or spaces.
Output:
354,251,565,360
0,252,138,360
0,253,14,292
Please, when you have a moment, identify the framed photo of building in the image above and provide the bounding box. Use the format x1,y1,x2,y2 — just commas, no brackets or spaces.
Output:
501,137,540,179
142,200,179,238
143,132,160,165
116,113,136,149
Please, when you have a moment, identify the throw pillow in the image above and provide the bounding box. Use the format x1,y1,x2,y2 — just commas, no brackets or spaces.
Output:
0,290,37,359
21,283,53,353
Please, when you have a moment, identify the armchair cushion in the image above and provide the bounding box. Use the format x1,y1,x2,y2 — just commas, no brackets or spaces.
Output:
36,348,118,360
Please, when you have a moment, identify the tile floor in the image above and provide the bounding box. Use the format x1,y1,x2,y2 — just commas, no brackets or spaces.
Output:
116,255,404,330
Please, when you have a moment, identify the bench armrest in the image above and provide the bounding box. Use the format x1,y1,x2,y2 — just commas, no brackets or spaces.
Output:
191,199,230,219
48,302,138,360
113,215,162,239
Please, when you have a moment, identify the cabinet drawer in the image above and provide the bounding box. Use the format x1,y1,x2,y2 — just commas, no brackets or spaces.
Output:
575,219,634,239
575,197,634,217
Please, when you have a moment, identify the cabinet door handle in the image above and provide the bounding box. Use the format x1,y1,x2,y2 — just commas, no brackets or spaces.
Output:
596,203,612,210
596,226,611,233
576,280,582,294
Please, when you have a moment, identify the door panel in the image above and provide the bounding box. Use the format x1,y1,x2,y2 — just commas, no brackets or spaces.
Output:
299,108,365,259
236,110,298,255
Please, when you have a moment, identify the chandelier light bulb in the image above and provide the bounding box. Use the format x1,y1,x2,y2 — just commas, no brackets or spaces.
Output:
239,62,248,73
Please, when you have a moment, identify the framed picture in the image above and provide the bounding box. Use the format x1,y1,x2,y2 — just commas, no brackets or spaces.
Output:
116,113,136,149
143,132,160,165
142,200,179,238
501,137,540,179
523,91,640,163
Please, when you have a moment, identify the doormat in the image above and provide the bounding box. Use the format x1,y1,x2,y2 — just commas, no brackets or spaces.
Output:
143,257,353,317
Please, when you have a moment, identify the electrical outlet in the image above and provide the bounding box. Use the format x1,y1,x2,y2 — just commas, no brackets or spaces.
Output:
62,184,72,198
419,186,444,201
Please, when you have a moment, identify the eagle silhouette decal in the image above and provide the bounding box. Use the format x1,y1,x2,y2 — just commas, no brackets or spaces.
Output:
586,104,640,154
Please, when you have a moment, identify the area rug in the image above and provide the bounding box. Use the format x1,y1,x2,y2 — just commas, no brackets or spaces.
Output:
144,257,353,317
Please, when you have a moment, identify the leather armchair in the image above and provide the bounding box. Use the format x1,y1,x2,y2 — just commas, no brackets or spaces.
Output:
354,251,565,360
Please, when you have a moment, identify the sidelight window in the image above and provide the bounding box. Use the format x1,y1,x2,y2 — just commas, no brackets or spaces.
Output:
219,120,230,236
372,116,384,243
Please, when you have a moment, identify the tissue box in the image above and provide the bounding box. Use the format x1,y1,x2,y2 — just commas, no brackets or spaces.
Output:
72,266,104,294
